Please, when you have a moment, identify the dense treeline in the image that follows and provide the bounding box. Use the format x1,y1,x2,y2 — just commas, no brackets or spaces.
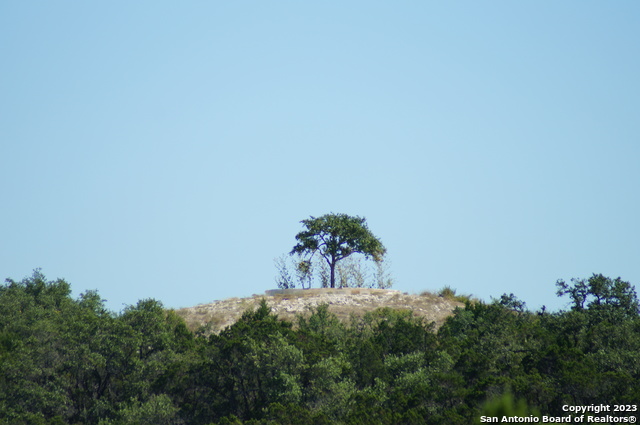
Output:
1,270,639,424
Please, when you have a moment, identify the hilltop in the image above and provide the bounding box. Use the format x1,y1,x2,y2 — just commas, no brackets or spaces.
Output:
175,288,464,333
5,271,638,424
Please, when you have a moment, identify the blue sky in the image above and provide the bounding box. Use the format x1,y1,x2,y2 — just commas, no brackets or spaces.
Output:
2,2,639,313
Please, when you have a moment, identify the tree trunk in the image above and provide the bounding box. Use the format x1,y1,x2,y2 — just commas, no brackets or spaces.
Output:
330,260,336,288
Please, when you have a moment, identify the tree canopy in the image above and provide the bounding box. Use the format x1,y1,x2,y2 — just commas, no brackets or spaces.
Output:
3,269,639,424
290,213,386,288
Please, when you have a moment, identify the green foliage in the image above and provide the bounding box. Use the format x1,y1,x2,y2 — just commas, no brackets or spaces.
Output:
438,285,474,303
0,270,194,425
2,270,639,424
290,213,386,288
476,391,540,424
497,293,527,313
296,304,347,364
556,273,639,316
99,394,183,425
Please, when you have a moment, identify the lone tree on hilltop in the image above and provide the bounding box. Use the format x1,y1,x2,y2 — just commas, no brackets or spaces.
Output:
290,213,386,289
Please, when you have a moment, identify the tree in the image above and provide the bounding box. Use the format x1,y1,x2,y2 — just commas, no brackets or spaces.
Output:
290,213,386,289
556,274,639,317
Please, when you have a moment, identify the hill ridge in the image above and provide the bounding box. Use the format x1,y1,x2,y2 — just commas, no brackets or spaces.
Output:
175,288,463,333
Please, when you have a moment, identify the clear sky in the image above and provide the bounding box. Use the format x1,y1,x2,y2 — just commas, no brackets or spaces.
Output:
2,2,639,313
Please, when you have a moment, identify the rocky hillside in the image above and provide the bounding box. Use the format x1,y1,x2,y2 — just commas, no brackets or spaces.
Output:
175,288,464,334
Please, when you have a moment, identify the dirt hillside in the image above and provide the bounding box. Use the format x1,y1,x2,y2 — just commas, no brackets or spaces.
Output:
175,288,464,334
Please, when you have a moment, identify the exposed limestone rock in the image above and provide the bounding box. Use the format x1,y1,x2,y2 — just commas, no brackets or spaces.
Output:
175,288,464,334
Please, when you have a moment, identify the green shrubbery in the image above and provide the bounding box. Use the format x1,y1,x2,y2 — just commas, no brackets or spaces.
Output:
1,270,639,424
